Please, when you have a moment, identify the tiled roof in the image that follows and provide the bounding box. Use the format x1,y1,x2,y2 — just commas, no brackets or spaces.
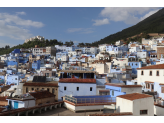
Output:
159,83,164,85
117,93,152,101
150,53,157,55
130,44,136,47
105,83,142,88
0,96,7,101
137,64,164,70
59,78,96,83
29,90,55,99
88,112,133,116
23,82,58,87
145,81,154,83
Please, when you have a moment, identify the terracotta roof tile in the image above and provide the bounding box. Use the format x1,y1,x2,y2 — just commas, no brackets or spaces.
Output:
145,81,154,83
159,83,164,85
150,53,157,55
23,83,58,87
89,112,133,116
105,83,142,88
29,90,55,99
137,64,164,70
117,93,152,101
0,96,7,101
59,78,96,83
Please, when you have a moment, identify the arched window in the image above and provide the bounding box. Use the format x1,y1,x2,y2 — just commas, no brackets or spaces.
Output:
52,88,55,94
26,87,28,93
141,71,144,75
156,71,159,76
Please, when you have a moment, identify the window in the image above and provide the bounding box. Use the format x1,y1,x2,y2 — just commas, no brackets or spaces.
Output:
31,88,34,91
112,90,114,96
77,87,79,91
161,87,164,93
15,78,17,80
26,87,28,93
141,71,144,75
156,71,159,76
52,88,55,94
47,88,49,92
150,71,152,76
140,110,148,115
132,63,133,66
90,87,92,91
64,86,67,91
146,83,150,89
42,88,44,90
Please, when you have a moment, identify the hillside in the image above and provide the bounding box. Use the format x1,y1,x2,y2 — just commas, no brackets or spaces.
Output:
90,8,164,46
0,39,63,55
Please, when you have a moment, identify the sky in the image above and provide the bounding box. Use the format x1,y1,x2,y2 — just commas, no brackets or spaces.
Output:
0,7,162,47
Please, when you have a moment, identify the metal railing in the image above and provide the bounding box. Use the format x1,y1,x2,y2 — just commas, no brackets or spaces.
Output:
65,95,77,104
64,95,116,104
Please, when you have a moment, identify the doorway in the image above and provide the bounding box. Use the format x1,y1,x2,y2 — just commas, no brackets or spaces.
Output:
151,84,154,92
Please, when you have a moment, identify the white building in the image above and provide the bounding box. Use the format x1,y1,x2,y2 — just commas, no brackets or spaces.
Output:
137,52,147,59
25,35,44,43
82,47,98,55
98,44,108,52
115,40,123,46
55,45,67,52
56,52,68,60
116,93,154,116
58,78,97,100
6,94,35,109
129,46,140,53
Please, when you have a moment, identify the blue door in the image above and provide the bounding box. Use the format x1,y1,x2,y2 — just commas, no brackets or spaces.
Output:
14,101,18,109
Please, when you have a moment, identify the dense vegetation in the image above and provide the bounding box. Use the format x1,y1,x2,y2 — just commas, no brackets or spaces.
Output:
0,39,76,55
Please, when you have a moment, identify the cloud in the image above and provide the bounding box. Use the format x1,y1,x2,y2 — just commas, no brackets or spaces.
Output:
16,11,26,15
92,18,109,26
67,28,83,33
98,7,160,25
0,13,44,27
0,12,44,40
140,9,159,21
67,28,94,34
0,20,33,40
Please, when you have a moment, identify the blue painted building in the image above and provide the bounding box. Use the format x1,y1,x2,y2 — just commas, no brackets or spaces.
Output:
105,83,142,97
6,74,25,85
19,56,28,64
32,60,41,70
150,61,156,65
105,84,126,97
128,61,141,74
7,61,18,67
12,49,20,54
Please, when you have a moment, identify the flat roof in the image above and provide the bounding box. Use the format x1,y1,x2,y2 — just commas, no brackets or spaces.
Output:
59,70,97,73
